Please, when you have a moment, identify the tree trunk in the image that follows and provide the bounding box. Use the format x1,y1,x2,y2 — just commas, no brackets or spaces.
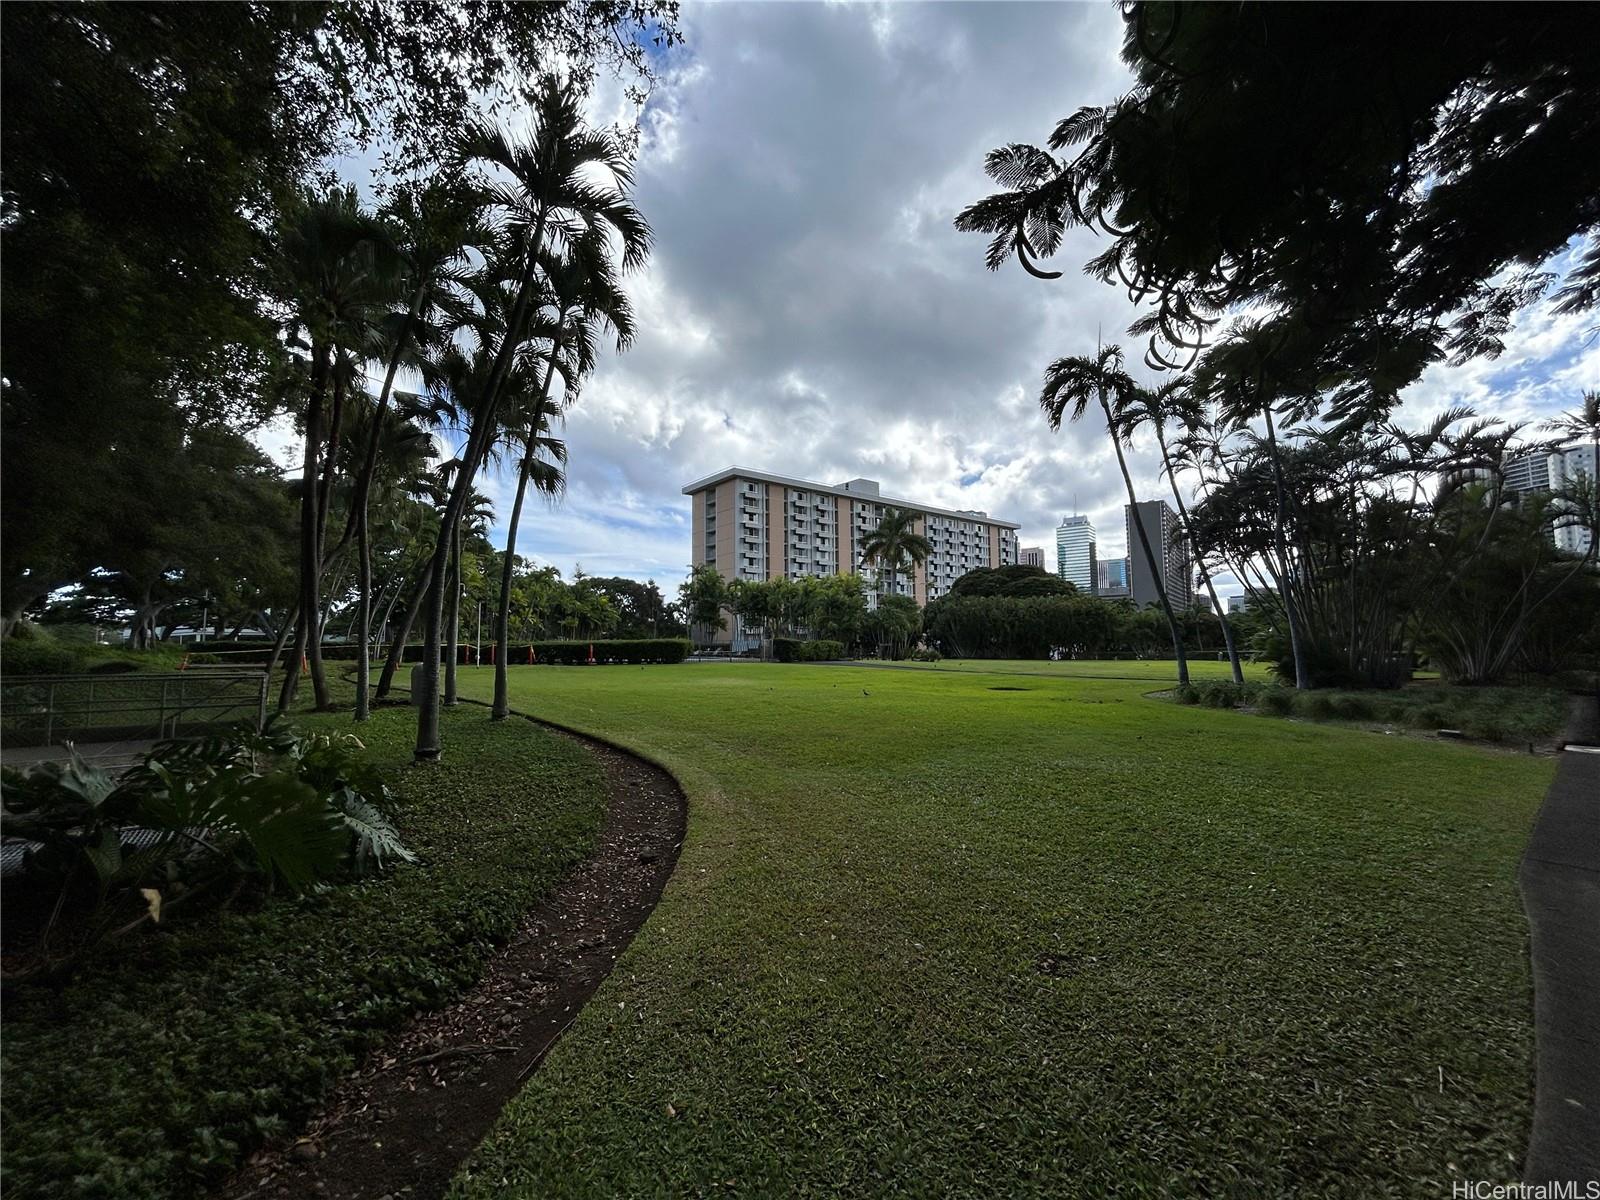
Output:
287,345,331,712
341,282,429,721
375,554,439,700
1104,396,1188,684
354,501,374,722
493,447,537,720
1261,403,1310,689
1155,427,1244,684
444,521,461,707
416,195,552,761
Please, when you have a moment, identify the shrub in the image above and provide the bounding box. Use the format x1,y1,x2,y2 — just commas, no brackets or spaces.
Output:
1300,694,1338,721
773,639,845,662
1,640,81,676
1331,694,1376,721
1173,684,1200,705
910,648,942,663
1254,687,1295,716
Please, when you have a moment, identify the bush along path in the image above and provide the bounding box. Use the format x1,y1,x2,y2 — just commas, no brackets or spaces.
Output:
219,714,687,1200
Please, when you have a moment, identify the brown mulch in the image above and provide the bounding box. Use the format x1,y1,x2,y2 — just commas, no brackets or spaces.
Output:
217,717,686,1200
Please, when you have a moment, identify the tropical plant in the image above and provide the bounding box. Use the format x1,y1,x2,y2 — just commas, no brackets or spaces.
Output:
413,73,650,761
492,234,635,719
0,722,410,982
1117,377,1245,682
857,507,931,602
1040,344,1190,684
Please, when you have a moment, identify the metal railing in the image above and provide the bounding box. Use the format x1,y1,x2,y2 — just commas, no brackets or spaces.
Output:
0,669,269,752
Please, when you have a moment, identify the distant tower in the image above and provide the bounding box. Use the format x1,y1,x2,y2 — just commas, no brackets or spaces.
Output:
1056,515,1096,593
1125,500,1192,609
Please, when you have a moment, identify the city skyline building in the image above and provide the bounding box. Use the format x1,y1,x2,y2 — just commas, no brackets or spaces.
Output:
1125,500,1193,610
1096,557,1130,600
1018,546,1046,570
1055,515,1096,594
1502,442,1597,557
683,467,1020,645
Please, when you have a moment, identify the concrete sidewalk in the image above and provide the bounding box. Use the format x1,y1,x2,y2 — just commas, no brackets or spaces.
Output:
1519,691,1600,1184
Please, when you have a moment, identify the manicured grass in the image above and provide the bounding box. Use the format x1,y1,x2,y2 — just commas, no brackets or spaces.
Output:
887,656,1274,681
1,702,606,1200
451,661,1551,1197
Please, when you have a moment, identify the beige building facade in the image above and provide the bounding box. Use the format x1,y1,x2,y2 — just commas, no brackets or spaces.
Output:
684,467,1019,643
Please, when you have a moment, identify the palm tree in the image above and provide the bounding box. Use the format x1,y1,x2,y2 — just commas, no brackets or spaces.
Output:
1119,378,1245,683
1040,343,1189,685
347,180,484,721
492,236,635,719
273,187,404,713
858,507,931,605
414,73,650,762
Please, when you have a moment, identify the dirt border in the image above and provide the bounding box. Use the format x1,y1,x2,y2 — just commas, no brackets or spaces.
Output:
218,709,687,1200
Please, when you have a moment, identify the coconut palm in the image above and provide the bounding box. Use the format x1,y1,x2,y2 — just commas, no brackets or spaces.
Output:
413,73,650,761
1040,343,1189,685
1118,378,1245,683
858,507,931,606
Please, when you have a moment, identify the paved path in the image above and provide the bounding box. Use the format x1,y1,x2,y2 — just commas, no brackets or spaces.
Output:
1520,691,1600,1184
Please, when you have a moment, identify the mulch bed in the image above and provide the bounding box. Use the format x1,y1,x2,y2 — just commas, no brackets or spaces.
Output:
217,718,687,1200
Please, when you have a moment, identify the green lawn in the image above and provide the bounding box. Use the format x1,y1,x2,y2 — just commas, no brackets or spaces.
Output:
2,703,606,1200
883,656,1275,681
450,660,1550,1197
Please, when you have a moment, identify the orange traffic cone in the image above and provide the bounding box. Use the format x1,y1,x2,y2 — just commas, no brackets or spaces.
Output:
587,643,595,665
528,645,535,664
178,653,190,671
301,653,310,673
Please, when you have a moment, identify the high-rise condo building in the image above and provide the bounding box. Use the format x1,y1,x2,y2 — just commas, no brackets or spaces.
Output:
1125,500,1192,610
1055,515,1096,593
1502,442,1598,557
1018,546,1046,570
683,467,1020,644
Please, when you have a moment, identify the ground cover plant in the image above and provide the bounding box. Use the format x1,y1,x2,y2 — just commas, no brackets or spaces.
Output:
1172,679,1570,746
1,703,606,1200
451,661,1552,1197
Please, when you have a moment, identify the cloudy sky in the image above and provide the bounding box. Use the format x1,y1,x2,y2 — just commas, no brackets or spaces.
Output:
271,1,1599,600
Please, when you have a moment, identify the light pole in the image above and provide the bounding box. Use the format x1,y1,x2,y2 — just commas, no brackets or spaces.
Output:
475,600,482,665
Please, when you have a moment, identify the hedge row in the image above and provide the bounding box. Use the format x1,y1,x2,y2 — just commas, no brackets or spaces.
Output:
772,638,847,663
187,639,693,665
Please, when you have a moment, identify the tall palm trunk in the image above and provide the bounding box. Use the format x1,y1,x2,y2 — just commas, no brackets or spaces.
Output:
354,502,375,720
1261,402,1310,689
1103,392,1188,684
352,281,429,721
492,452,535,718
416,192,553,761
283,345,332,711
374,553,439,700
1153,426,1244,684
491,338,559,719
303,366,347,710
444,521,461,706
